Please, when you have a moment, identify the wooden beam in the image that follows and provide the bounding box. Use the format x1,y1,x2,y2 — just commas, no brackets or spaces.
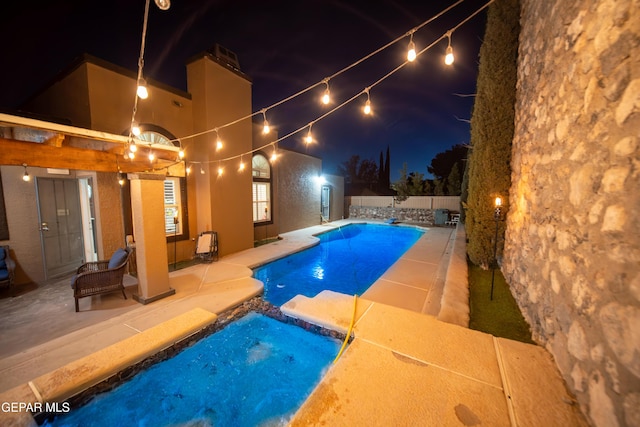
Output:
0,137,183,175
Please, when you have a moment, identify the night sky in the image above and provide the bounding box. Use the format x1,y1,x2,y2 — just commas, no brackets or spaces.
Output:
0,0,488,181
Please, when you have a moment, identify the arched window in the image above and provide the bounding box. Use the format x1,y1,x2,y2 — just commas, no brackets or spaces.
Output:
252,154,272,223
122,125,188,241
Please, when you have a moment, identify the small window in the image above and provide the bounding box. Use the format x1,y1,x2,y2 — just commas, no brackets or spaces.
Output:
252,154,272,223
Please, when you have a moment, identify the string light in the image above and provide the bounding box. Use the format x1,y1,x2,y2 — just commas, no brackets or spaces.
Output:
178,146,185,159
186,165,191,174
261,110,270,134
445,31,455,65
136,78,149,99
407,32,417,62
217,163,224,176
363,88,372,115
176,0,491,174
131,122,141,136
238,156,246,172
22,164,30,182
129,140,138,153
118,174,125,186
148,146,155,162
321,79,331,105
154,0,170,10
305,124,314,145
215,129,223,150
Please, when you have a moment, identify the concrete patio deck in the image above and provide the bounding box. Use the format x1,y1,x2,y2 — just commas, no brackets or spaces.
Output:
0,220,587,426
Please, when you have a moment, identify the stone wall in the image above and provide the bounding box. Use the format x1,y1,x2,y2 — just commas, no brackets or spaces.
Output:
349,206,436,224
502,1,639,426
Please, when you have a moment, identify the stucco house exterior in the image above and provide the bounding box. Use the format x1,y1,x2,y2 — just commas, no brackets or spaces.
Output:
0,47,343,296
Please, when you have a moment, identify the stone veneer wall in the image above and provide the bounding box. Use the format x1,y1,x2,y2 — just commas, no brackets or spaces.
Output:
349,206,436,224
502,1,639,426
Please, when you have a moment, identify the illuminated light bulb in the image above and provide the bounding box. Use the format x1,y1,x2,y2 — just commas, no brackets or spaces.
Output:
148,151,155,162
305,132,313,144
218,166,223,176
407,38,417,62
216,138,223,150
270,150,277,162
238,160,245,172
129,142,137,153
186,165,191,174
128,150,135,160
22,164,30,182
118,175,125,186
200,167,205,175
321,88,330,105
262,120,270,134
178,148,185,159
445,45,454,65
137,79,148,99
495,196,502,207
154,0,170,10
131,123,141,136
363,99,372,115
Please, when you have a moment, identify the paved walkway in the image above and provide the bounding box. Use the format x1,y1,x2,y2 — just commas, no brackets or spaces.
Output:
0,220,587,426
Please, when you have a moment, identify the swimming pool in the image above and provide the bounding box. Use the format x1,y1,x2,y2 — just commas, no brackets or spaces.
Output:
41,311,341,427
254,223,424,306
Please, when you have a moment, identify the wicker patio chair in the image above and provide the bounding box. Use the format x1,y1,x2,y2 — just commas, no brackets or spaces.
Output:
71,247,131,312
0,245,16,296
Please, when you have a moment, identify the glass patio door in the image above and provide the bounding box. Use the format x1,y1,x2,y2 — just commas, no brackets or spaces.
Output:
36,177,85,279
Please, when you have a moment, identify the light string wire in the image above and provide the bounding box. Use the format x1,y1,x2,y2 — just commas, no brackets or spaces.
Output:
186,0,494,168
171,0,464,145
129,0,151,140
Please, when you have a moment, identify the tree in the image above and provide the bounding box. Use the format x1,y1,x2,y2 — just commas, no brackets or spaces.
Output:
392,164,426,202
338,155,379,193
446,165,462,196
427,144,467,181
337,155,360,184
465,0,520,268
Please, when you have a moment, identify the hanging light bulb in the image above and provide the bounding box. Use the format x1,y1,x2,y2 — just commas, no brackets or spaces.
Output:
129,141,137,153
137,78,149,99
213,129,223,150
261,110,270,134
22,164,30,182
154,0,170,10
131,122,141,136
186,165,191,174
321,79,331,105
118,174,125,186
407,33,417,62
148,150,155,162
305,124,314,144
270,147,278,162
363,89,372,115
445,31,455,65
200,166,205,175
217,165,223,176
238,157,246,172
178,147,185,159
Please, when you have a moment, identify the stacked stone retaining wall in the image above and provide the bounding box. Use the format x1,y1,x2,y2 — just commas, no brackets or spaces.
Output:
503,1,639,426
348,206,436,225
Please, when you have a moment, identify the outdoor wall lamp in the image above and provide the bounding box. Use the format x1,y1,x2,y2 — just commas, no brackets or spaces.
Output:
22,163,30,182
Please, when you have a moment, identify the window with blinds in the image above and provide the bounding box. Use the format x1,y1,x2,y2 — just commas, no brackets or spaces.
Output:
164,177,182,235
253,182,271,222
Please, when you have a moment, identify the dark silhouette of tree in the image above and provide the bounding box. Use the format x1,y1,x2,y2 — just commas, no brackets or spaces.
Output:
428,144,468,181
384,146,390,188
446,165,462,196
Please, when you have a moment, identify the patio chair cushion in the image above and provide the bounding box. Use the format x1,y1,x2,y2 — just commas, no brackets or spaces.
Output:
108,248,129,269
0,269,8,280
0,246,6,270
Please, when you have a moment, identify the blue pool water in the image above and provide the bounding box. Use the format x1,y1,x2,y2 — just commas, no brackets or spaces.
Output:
43,312,340,427
254,223,424,306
